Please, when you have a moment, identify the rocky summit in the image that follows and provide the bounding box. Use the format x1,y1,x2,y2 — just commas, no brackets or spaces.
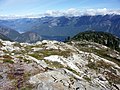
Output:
0,39,120,90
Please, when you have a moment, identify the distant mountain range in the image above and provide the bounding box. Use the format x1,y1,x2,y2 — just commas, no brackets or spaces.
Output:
0,14,120,42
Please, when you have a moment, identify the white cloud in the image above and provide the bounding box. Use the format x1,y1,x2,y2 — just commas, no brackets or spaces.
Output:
44,10,62,16
0,8,120,19
65,8,81,16
44,8,82,17
43,8,120,17
84,8,120,15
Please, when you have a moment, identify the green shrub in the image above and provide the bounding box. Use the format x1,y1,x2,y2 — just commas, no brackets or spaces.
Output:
3,59,14,64
66,67,80,76
83,75,91,82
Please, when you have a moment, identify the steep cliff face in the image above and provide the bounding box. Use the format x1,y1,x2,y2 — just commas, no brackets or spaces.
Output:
0,39,120,90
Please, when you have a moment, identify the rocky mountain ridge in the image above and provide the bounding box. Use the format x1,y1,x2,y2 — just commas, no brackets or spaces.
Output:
0,39,120,90
71,31,120,52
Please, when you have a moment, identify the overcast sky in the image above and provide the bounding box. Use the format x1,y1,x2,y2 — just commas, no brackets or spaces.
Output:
0,0,120,15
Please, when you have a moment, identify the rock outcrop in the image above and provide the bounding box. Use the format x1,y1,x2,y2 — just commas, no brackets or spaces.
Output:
0,39,120,90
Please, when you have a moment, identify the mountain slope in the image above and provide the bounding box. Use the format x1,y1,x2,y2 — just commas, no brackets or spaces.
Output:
0,26,42,43
0,39,120,90
0,25,20,40
71,31,120,52
0,33,12,41
16,31,42,43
